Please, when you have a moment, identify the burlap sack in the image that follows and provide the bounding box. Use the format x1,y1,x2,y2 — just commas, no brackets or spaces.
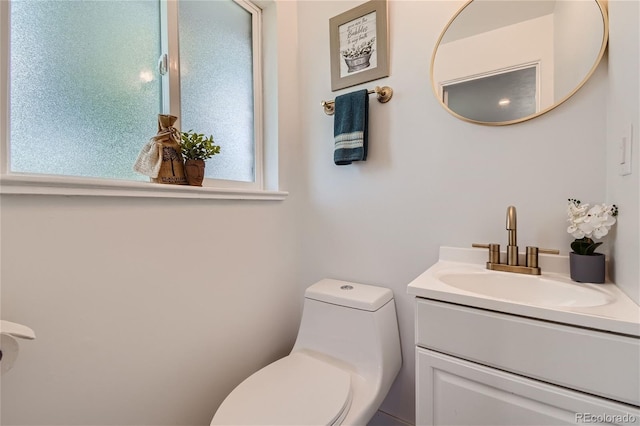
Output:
151,115,187,185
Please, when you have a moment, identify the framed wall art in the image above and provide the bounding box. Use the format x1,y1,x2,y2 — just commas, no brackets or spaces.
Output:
329,0,389,91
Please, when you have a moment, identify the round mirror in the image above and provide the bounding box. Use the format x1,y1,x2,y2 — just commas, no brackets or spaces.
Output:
431,0,608,125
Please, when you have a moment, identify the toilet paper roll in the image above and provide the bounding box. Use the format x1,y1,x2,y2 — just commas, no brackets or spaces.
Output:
1,334,20,375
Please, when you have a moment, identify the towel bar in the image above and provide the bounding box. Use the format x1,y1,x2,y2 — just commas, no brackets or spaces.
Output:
321,86,393,116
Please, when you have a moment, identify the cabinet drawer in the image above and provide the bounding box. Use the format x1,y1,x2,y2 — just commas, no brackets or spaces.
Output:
416,298,640,406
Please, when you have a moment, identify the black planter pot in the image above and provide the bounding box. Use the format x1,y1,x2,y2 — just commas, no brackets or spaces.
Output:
569,252,605,283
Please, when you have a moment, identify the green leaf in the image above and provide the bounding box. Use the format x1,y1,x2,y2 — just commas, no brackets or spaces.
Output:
179,130,221,160
571,237,602,255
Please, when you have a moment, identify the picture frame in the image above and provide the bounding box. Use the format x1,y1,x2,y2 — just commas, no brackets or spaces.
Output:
329,0,389,92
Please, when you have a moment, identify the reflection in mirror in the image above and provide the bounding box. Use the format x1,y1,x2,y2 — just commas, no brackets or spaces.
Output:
431,0,608,125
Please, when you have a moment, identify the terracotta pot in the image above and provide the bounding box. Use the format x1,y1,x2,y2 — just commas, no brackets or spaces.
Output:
569,252,605,283
184,159,205,186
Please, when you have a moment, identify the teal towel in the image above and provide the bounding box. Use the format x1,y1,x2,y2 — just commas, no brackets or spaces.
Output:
334,89,369,165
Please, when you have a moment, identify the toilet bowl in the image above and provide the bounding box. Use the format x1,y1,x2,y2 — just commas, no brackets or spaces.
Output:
211,279,402,425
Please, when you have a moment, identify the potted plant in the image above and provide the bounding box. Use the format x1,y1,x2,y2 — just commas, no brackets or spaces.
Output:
566,198,618,283
180,130,221,186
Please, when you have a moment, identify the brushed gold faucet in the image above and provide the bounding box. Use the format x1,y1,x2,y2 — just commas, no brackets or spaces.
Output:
506,205,518,266
473,206,559,275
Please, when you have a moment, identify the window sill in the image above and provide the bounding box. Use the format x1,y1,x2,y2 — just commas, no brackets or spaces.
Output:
0,174,288,201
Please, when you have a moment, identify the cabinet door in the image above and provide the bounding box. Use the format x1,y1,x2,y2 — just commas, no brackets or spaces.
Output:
416,348,640,426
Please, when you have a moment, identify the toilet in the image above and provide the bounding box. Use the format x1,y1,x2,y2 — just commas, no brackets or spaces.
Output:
211,279,402,425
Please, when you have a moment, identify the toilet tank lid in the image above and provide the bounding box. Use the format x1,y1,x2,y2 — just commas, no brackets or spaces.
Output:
305,279,393,311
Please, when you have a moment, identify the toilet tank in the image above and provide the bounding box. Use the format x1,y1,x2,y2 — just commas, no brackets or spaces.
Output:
291,279,402,384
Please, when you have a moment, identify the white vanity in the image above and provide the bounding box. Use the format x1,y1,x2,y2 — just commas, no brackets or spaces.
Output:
408,247,640,425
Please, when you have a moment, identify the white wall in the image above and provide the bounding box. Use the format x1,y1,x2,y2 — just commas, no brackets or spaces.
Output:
297,1,634,424
606,0,640,304
1,198,302,425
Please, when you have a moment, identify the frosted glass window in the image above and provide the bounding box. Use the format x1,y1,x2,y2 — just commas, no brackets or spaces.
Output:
10,0,161,181
7,0,261,187
179,0,255,183
444,67,537,123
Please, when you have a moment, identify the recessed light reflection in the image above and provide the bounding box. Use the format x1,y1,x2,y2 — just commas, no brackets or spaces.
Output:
498,98,511,107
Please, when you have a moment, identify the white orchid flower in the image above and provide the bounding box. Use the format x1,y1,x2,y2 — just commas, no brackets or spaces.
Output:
567,199,617,241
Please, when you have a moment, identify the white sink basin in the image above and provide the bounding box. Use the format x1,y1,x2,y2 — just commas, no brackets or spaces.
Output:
407,247,640,336
436,271,613,308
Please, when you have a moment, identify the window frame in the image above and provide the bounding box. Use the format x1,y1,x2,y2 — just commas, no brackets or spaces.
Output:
0,0,283,200
439,61,541,120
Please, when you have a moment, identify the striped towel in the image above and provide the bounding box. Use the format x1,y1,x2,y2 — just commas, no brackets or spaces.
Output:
334,89,369,165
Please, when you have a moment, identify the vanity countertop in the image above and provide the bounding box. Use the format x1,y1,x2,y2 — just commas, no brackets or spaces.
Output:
408,247,640,337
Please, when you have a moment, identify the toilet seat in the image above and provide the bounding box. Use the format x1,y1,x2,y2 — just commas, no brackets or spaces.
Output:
211,352,352,426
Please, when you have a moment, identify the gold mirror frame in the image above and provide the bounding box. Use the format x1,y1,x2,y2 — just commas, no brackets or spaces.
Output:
430,0,609,126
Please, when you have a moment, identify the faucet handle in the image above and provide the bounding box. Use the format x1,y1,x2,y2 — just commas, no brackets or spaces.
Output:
539,248,560,255
472,243,501,264
525,246,560,268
